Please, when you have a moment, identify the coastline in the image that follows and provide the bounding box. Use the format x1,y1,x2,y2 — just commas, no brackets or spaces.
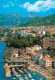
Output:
0,43,53,80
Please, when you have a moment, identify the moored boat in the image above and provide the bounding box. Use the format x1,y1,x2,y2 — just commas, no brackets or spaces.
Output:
16,68,25,74
28,73,32,78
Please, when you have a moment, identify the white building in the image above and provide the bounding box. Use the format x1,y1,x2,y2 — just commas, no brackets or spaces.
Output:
12,51,18,57
34,45,42,50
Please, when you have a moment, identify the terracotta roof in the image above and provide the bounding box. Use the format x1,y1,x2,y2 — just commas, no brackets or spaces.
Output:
32,53,36,56
45,30,55,32
13,52,18,54
42,58,48,61
37,53,42,56
54,57,55,59
53,74,55,76
24,53,26,55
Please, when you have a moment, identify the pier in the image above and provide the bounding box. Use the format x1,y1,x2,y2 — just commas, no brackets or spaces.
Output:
4,63,11,77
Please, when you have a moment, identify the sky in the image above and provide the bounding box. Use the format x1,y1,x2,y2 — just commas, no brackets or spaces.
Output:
0,0,55,17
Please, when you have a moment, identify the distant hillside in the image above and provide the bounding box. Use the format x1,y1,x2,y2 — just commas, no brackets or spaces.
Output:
0,13,40,26
0,13,25,26
18,14,55,27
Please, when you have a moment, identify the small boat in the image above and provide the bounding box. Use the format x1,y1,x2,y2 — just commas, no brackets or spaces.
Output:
40,78,43,80
12,78,16,80
25,76,28,79
28,73,32,78
37,77,39,79
19,77,24,80
18,74,21,77
24,69,27,72
12,68,19,77
33,73,36,75
16,68,25,74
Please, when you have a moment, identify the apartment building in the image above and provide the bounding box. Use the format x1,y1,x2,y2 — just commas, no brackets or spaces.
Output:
42,37,55,49
42,55,52,69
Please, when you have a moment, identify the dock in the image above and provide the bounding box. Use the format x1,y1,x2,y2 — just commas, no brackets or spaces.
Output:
4,63,11,77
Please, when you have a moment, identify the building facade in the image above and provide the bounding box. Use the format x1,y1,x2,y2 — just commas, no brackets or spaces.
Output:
42,37,55,49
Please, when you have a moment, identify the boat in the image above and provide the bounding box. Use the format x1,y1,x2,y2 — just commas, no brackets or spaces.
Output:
19,77,24,80
12,68,20,77
18,74,21,77
25,76,28,79
28,73,32,78
16,68,25,74
12,78,16,79
33,73,36,75
23,68,28,72
37,77,39,79
40,78,43,80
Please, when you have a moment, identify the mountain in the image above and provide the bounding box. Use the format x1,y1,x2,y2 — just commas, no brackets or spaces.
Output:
28,13,40,18
0,13,25,26
0,13,40,26
18,14,55,27
25,13,40,23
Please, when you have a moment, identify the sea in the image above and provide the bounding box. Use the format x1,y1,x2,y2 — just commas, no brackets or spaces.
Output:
0,42,46,80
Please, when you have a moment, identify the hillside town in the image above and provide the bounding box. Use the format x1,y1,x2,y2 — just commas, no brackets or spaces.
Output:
0,25,54,80
0,0,55,80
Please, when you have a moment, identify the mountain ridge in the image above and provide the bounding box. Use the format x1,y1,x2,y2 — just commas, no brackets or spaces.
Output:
18,14,55,27
0,13,55,27
0,13,40,26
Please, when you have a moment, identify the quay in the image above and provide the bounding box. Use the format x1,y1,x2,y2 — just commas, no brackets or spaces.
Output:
28,61,53,80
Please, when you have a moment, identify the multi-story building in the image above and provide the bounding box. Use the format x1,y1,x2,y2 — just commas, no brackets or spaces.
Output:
42,37,55,49
31,52,43,64
42,55,52,69
45,30,55,35
35,53,43,64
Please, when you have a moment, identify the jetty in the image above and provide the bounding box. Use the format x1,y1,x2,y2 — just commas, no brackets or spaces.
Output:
4,63,11,77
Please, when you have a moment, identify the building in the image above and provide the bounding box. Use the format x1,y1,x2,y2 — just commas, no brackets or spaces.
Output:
45,30,55,35
42,37,55,49
35,53,43,64
31,52,42,64
31,52,36,61
42,55,52,69
25,47,34,54
34,45,42,50
4,32,8,36
12,51,18,57
23,53,31,61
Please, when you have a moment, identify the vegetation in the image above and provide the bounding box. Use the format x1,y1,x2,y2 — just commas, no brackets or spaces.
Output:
41,34,55,39
6,34,41,48
30,31,36,33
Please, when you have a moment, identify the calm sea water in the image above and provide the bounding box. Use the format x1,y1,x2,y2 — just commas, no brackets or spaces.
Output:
0,42,46,80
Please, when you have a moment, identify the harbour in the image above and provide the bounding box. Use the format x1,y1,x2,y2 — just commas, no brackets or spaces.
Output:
0,42,46,80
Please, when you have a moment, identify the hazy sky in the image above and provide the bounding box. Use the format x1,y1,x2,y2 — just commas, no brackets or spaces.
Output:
0,0,55,17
